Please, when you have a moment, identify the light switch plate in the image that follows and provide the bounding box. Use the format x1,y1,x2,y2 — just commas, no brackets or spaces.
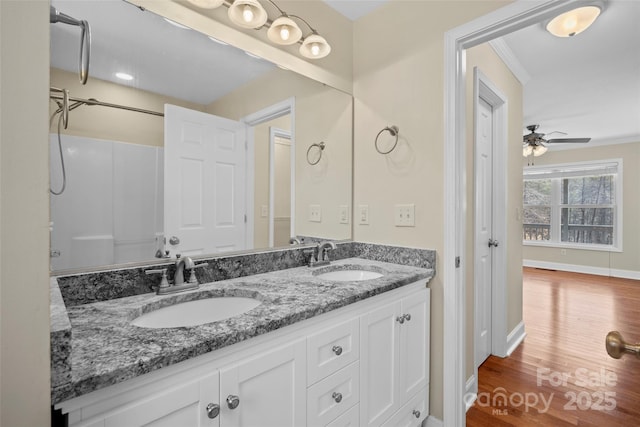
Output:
358,205,369,225
309,205,322,222
339,205,349,224
395,204,415,227
261,205,268,217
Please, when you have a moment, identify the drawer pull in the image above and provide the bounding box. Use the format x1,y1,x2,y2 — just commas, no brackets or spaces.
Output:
226,395,240,410
404,313,412,322
206,403,220,419
332,392,343,403
396,316,405,324
332,345,343,356
413,409,421,418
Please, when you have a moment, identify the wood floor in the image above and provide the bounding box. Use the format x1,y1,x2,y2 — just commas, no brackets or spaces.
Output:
466,267,640,426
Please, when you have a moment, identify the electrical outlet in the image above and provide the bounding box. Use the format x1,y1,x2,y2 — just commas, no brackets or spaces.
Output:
395,204,415,227
339,205,349,224
358,205,369,225
261,205,268,217
309,205,322,222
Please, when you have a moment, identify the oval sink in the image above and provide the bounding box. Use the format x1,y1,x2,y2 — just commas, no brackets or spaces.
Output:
316,270,383,282
131,297,261,328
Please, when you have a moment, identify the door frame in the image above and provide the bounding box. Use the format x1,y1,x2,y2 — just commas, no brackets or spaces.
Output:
268,127,294,247
241,97,296,250
471,68,508,398
443,0,581,424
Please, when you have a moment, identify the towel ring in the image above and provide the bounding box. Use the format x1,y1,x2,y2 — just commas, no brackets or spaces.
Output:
306,141,325,165
375,125,399,154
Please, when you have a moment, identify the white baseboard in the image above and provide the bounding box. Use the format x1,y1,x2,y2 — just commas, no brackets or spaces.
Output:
425,415,443,427
464,374,478,412
523,259,640,280
506,321,526,356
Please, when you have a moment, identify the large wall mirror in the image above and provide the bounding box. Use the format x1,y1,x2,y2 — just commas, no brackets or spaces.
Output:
49,0,353,272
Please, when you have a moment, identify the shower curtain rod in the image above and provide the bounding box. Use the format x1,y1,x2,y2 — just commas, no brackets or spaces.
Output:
49,90,164,117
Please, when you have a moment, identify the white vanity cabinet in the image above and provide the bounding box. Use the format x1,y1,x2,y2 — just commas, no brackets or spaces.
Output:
359,290,429,427
57,282,430,427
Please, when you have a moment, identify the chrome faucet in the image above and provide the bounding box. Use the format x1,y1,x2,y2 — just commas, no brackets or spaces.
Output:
145,255,208,295
308,241,337,267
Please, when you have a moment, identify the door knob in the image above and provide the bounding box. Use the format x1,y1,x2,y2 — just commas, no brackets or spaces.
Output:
206,403,220,419
332,392,343,403
396,316,405,324
606,331,640,359
332,345,343,356
226,395,240,409
488,238,499,248
413,410,421,418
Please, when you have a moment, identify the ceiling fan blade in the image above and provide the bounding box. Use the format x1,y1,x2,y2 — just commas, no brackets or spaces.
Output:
547,138,591,143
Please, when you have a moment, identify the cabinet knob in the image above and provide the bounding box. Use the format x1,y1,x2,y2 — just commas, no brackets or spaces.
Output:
332,345,343,356
332,392,343,403
404,313,412,322
226,395,240,410
396,316,405,324
206,403,220,419
413,409,421,418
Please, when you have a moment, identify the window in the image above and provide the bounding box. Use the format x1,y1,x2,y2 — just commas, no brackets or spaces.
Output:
523,160,622,250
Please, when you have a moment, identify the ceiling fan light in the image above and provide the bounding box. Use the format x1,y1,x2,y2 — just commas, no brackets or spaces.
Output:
228,0,268,29
268,16,302,45
523,144,534,157
185,0,224,9
300,34,331,59
533,145,548,157
546,5,602,37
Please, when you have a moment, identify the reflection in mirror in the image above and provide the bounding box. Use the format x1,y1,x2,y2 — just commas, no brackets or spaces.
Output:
49,0,352,272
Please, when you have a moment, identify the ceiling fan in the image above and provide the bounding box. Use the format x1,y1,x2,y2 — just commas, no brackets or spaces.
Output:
522,124,591,158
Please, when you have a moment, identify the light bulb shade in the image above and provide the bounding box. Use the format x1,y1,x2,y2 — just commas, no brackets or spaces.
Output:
228,0,268,29
299,34,331,59
533,144,548,157
268,16,302,45
523,144,533,157
185,0,224,9
546,5,601,37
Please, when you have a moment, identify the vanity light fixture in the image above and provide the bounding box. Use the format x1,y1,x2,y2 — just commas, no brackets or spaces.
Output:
228,0,268,29
185,0,331,59
546,3,603,37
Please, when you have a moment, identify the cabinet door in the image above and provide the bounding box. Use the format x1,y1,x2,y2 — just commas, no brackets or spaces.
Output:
399,290,429,402
360,300,401,427
380,387,428,427
219,339,306,427
101,372,219,427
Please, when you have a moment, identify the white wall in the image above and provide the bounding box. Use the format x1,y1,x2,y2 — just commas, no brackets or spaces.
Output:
0,1,51,425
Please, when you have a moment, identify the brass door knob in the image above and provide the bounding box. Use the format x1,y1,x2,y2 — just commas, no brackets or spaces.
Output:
606,331,640,359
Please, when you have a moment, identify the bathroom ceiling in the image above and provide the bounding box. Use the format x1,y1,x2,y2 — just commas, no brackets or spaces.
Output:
50,0,276,106
499,0,640,149
322,0,389,21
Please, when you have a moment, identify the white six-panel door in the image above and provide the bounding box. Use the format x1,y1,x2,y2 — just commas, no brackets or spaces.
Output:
164,105,247,256
475,97,494,367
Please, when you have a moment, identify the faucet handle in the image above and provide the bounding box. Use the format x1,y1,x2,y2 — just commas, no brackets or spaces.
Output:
187,262,209,284
145,268,170,290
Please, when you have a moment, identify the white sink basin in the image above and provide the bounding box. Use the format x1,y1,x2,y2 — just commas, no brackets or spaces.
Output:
316,270,383,282
132,297,261,328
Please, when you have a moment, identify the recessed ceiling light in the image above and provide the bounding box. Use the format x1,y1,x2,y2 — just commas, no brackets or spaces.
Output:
208,36,228,45
163,17,190,30
115,72,133,81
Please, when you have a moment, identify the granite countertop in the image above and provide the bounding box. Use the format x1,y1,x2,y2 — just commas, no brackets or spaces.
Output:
51,257,433,404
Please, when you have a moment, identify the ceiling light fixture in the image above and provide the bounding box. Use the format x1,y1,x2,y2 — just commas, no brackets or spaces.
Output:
187,0,330,60
546,3,603,37
115,72,133,81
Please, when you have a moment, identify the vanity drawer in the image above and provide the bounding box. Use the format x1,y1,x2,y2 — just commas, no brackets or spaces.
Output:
307,361,359,427
326,403,359,427
307,317,359,384
381,386,428,427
